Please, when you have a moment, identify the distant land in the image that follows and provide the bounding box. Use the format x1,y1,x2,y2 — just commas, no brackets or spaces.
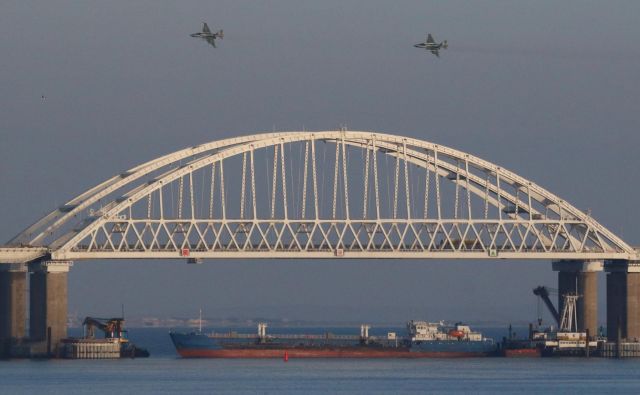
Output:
67,314,534,329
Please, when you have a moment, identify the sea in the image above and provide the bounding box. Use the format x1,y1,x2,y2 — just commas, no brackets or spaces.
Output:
2,326,640,394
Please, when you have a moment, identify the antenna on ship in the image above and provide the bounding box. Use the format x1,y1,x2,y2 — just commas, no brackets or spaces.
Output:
199,308,203,333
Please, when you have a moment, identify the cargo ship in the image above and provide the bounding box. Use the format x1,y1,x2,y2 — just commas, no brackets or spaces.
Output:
170,320,497,358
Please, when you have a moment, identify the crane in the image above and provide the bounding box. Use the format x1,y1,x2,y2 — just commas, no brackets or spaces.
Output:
533,286,560,326
533,286,581,332
83,317,127,341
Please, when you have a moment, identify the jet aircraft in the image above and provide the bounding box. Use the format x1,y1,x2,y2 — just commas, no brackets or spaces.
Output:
191,22,224,48
414,34,448,57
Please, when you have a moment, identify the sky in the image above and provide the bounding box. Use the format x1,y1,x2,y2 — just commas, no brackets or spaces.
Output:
1,0,640,325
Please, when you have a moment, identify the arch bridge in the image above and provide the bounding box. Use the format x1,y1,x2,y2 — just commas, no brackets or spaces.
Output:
1,130,639,355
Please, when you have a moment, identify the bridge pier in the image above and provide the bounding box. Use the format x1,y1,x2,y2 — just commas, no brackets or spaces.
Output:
552,260,602,335
605,260,640,341
28,260,72,356
0,264,27,357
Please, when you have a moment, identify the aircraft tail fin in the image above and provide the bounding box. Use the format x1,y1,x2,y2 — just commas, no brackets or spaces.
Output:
218,30,224,39
442,40,448,49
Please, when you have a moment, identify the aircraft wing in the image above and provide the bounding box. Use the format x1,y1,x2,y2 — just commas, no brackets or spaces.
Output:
431,49,440,58
427,34,435,44
205,36,217,48
203,22,211,33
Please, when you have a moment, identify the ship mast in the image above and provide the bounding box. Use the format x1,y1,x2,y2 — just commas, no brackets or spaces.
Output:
559,293,579,332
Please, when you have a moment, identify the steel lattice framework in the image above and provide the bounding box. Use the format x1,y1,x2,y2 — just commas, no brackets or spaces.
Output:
4,131,636,262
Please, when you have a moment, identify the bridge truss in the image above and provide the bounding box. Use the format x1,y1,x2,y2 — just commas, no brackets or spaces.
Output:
5,131,635,261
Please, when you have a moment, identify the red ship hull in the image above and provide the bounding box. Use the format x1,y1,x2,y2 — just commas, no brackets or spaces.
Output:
176,347,495,358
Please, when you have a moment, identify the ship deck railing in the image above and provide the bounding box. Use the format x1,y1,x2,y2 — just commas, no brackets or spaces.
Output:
207,333,406,342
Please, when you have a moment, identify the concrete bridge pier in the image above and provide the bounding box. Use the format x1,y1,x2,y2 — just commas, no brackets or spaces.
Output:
552,260,602,335
605,260,640,341
28,260,72,356
0,264,27,356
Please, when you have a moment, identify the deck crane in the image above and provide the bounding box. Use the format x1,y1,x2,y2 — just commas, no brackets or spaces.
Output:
533,286,560,326
83,317,126,340
533,286,581,332
80,316,149,358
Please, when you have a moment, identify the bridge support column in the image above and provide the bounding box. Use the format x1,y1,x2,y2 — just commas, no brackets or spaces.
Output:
552,260,602,335
0,264,27,357
29,260,72,356
605,260,640,341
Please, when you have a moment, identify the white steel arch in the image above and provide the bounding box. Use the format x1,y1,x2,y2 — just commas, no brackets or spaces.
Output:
4,130,636,262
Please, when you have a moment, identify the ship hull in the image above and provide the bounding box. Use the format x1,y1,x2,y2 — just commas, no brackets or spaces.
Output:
175,348,495,358
170,333,497,358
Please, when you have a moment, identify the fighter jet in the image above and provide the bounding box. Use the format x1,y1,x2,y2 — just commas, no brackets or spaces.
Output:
414,33,448,57
191,22,224,48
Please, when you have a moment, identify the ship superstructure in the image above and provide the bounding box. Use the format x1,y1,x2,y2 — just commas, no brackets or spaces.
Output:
408,321,484,341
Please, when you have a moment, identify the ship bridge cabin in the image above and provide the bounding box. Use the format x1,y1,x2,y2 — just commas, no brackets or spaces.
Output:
407,321,448,341
407,321,484,341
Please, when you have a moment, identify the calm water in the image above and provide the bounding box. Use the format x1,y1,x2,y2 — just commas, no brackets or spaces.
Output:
2,327,640,394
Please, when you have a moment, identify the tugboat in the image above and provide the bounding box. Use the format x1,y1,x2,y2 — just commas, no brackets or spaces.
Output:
170,319,497,358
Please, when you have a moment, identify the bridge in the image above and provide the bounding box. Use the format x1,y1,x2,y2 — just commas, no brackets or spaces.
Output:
1,130,639,355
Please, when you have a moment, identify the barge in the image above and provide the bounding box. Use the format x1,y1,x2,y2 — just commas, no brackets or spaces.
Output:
62,317,149,359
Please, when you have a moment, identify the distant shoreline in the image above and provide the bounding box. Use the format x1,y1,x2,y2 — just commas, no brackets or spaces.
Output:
68,316,534,329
